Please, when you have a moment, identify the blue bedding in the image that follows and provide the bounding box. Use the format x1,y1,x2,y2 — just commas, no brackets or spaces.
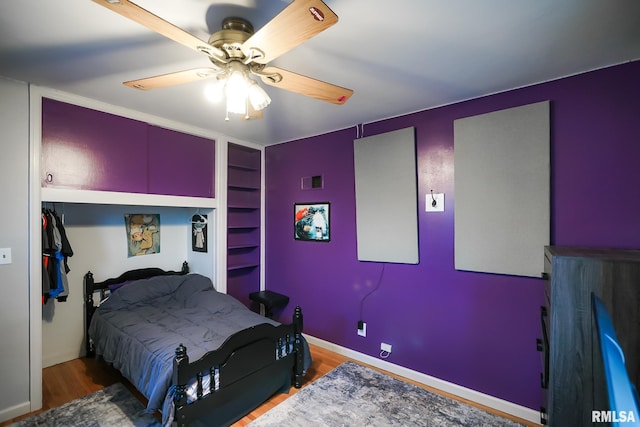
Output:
88,273,310,424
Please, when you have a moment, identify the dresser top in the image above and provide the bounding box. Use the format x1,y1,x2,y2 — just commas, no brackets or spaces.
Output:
545,245,640,262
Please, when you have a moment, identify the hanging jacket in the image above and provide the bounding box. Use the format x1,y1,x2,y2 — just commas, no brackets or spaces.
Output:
42,208,73,303
41,211,53,303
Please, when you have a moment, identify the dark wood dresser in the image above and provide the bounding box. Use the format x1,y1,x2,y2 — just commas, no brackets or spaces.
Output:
541,246,640,426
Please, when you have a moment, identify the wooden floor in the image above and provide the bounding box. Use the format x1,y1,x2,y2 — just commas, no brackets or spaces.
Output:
1,344,536,426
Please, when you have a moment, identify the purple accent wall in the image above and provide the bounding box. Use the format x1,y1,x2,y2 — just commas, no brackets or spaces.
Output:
265,61,640,410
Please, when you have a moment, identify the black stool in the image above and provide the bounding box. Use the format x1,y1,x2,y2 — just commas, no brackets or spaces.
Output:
249,290,290,318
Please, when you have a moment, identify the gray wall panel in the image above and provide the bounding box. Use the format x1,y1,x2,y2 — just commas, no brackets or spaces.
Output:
454,101,550,277
354,127,418,264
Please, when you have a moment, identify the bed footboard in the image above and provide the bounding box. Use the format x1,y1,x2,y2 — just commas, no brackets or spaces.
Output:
171,306,304,427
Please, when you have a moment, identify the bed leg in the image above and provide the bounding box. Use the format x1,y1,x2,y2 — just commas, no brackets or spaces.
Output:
84,271,95,357
293,306,304,388
173,343,189,426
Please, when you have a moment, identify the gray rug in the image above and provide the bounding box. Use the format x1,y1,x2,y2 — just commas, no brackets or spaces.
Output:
249,361,524,427
9,383,160,427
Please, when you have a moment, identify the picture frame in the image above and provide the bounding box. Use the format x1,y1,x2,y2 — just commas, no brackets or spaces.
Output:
294,202,330,242
191,214,208,253
124,214,160,257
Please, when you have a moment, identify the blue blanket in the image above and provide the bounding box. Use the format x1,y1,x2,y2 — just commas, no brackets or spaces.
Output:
88,273,310,424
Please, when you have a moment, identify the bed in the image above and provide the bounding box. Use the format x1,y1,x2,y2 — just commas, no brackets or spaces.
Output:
84,262,310,427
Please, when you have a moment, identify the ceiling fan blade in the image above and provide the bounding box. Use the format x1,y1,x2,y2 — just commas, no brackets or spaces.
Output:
124,68,221,90
241,0,338,64
91,0,225,60
259,67,353,105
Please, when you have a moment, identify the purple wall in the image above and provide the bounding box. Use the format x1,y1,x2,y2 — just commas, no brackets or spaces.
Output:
264,61,640,410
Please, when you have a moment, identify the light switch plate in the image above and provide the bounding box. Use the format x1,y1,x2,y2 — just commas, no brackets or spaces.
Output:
426,193,445,212
0,248,12,265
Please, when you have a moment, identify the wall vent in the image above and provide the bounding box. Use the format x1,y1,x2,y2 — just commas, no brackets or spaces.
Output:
301,175,324,190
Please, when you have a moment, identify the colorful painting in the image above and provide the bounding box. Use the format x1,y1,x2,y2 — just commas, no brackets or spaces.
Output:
294,202,330,242
125,214,160,257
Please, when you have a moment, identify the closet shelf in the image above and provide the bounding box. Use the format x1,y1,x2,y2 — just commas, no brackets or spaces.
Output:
228,184,260,191
41,187,217,208
228,225,260,230
227,263,259,271
228,244,259,250
227,204,259,210
228,163,260,172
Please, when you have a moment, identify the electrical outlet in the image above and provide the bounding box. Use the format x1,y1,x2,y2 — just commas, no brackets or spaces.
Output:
380,342,392,353
357,321,367,337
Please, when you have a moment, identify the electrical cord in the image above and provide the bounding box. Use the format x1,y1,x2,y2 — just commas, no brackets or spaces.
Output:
359,264,386,321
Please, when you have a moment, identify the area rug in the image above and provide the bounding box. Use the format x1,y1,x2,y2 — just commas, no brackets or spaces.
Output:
9,383,160,427
249,361,524,427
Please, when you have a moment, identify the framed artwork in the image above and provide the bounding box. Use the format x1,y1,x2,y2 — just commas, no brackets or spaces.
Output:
294,202,330,242
124,214,160,257
191,214,208,253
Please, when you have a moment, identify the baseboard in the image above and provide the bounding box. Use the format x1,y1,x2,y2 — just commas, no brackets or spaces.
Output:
304,334,541,425
43,349,82,369
0,401,31,423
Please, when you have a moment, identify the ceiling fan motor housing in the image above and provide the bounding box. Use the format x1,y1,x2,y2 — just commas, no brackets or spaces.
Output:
208,17,255,61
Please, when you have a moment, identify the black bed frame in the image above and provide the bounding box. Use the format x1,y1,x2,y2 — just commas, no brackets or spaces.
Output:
84,262,305,427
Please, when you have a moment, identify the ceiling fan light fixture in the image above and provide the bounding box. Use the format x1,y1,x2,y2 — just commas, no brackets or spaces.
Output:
225,67,250,115
218,60,270,119
247,80,271,111
204,80,225,103
226,97,247,116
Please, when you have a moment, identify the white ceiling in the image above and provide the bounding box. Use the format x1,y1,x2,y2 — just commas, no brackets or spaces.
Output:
1,1,639,146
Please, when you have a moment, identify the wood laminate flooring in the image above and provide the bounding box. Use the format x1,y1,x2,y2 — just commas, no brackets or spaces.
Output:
1,344,536,426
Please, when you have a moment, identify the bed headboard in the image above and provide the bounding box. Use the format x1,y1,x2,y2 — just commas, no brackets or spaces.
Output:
84,261,189,356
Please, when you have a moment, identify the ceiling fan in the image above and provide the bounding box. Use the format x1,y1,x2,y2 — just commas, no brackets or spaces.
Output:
92,0,354,120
